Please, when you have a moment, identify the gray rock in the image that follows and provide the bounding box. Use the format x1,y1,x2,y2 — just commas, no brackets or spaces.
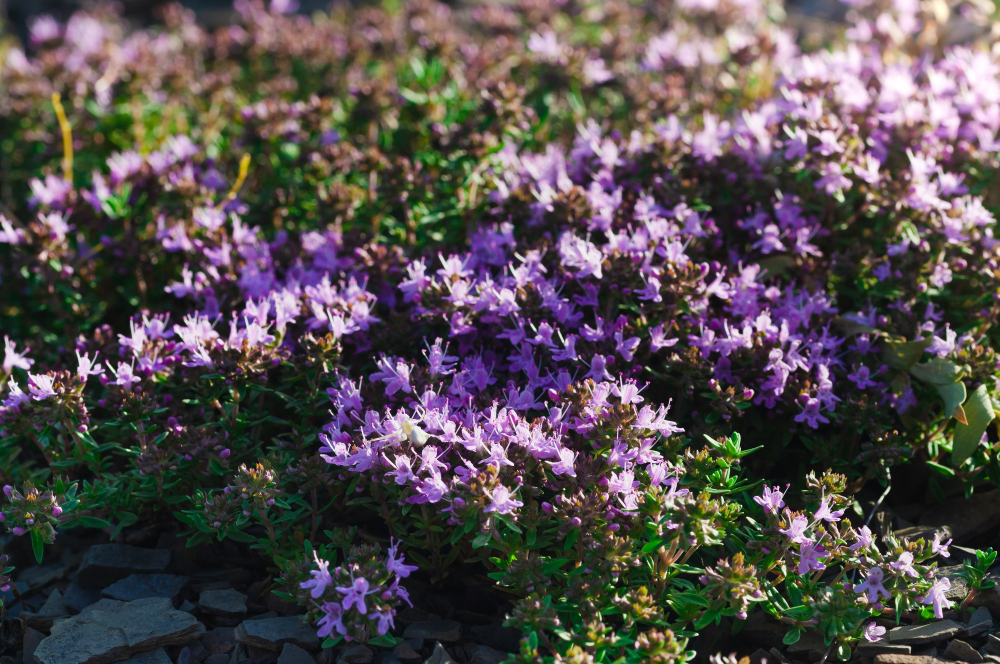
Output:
33,597,205,664
102,574,190,603
180,600,197,613
392,641,422,664
857,642,911,656
404,621,461,642
18,565,70,591
987,634,1000,655
467,645,505,664
337,644,373,664
202,627,237,655
24,626,44,663
919,490,1000,543
276,643,314,664
963,606,993,637
123,649,172,664
933,567,971,601
199,589,248,616
234,617,319,652
423,643,455,664
23,589,69,629
63,583,103,613
469,625,519,653
942,638,982,662
79,599,127,615
205,656,230,664
874,656,949,664
375,656,403,664
888,620,963,645
77,545,172,589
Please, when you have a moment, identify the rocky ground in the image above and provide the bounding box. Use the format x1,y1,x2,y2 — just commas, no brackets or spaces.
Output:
0,532,518,664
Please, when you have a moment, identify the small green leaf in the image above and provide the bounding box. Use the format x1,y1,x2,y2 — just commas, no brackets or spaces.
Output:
954,384,995,465
369,634,403,648
782,628,802,646
30,529,44,564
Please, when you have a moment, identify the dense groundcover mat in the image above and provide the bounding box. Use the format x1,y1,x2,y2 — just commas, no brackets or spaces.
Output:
4,0,1000,661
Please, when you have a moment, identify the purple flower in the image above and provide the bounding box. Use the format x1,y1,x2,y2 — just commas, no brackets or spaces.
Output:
849,526,875,552
753,485,786,514
931,531,952,558
813,493,845,523
854,567,890,603
27,373,57,401
864,622,886,642
796,541,827,575
921,577,953,619
890,551,918,578
779,515,810,544
300,552,333,599
484,485,523,515
336,576,375,614
386,539,418,578
3,337,33,374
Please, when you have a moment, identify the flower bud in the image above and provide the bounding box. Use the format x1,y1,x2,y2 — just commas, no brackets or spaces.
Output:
51,505,62,516
12,526,24,536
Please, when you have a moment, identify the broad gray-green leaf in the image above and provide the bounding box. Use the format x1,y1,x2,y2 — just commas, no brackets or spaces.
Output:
883,337,933,371
953,384,995,466
935,382,967,425
910,358,967,385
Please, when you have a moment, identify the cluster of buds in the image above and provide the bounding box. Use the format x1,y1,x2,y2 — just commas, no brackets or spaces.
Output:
1,483,64,542
230,462,279,517
699,552,766,620
0,553,13,599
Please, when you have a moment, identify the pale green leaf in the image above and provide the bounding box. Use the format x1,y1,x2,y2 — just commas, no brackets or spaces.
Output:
954,384,995,465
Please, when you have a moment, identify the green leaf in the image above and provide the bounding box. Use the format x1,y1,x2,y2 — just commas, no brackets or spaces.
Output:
910,358,966,385
782,628,802,646
30,528,44,564
76,516,111,529
369,634,403,648
936,382,968,424
883,337,932,371
954,384,995,465
471,532,491,549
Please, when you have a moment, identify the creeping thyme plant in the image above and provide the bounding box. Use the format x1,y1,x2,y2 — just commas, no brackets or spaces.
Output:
2,0,1000,659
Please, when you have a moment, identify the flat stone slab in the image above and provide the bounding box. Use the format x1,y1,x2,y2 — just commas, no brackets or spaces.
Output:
33,597,205,664
943,639,982,662
78,545,171,589
402,620,462,642
102,574,190,602
888,620,963,646
858,642,912,656
235,617,319,652
198,588,247,616
123,650,171,664
277,643,315,664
